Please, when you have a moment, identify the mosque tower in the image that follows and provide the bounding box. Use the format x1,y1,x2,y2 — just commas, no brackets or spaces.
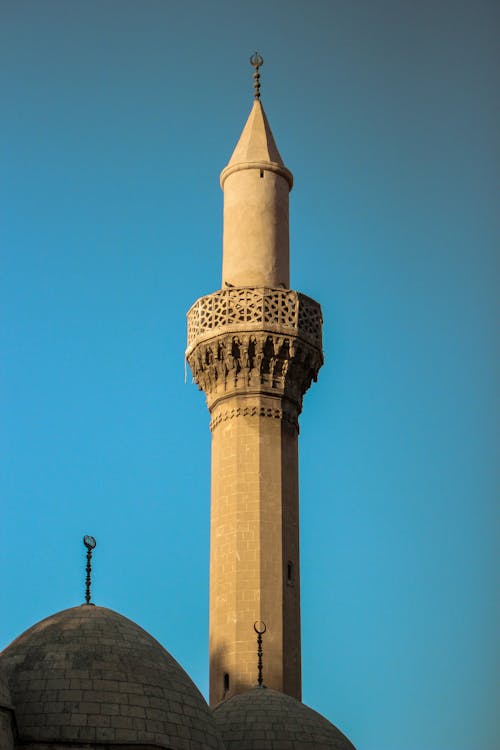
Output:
186,55,324,707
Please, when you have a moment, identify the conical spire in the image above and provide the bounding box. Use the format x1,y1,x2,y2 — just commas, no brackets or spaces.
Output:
221,99,293,189
220,55,293,189
227,99,285,168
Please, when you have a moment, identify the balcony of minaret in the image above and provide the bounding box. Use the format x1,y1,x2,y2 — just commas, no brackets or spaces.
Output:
186,286,323,419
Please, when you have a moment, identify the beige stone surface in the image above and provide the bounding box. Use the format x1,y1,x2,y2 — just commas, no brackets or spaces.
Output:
222,168,290,289
220,100,293,290
209,393,301,705
223,100,286,170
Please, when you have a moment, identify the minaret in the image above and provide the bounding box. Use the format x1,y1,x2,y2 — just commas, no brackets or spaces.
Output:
186,55,323,707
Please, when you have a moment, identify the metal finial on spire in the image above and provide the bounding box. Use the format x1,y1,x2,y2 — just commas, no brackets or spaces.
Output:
253,620,267,687
83,535,96,605
250,52,264,99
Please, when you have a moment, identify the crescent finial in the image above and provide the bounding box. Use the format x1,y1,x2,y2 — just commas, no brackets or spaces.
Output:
249,52,264,100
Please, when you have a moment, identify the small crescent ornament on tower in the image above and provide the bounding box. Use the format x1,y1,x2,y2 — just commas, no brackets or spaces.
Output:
253,620,267,687
83,535,96,605
250,52,264,100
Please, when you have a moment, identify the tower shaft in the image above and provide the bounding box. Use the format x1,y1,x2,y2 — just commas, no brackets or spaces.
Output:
210,392,300,702
187,290,323,705
186,88,323,707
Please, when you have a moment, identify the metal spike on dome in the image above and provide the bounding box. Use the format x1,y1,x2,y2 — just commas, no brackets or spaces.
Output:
253,620,267,687
83,535,96,604
250,52,264,100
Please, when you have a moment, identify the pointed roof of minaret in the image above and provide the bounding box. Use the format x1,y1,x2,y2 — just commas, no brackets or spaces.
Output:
226,99,285,168
220,54,293,189
220,98,293,189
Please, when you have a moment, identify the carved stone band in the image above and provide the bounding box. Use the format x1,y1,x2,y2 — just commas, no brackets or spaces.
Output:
186,287,322,353
209,405,299,433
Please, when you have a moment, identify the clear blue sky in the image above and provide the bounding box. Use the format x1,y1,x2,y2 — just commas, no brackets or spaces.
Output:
1,2,498,749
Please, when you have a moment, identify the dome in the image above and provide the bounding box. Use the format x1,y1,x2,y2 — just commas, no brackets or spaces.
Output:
213,687,356,750
0,604,224,749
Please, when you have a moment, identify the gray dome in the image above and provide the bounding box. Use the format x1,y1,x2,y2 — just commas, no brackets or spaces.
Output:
0,604,224,749
214,687,356,750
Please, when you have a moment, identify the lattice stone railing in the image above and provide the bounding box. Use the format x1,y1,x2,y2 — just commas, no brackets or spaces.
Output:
186,287,322,352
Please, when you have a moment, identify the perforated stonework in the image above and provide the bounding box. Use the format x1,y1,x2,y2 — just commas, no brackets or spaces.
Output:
186,287,322,352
